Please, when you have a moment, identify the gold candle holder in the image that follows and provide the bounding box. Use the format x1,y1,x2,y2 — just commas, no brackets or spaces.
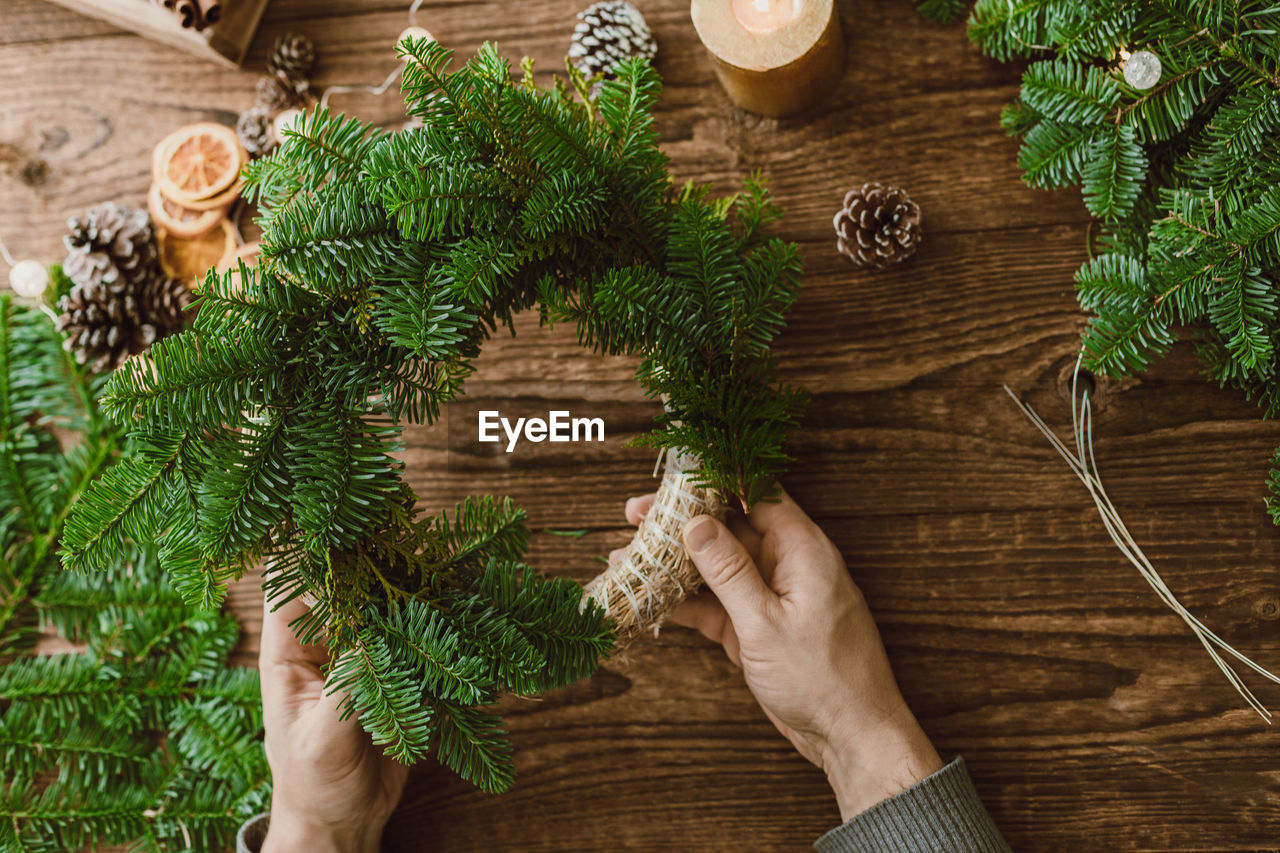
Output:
690,0,845,118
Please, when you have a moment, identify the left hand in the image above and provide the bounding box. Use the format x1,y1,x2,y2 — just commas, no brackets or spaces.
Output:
259,593,409,853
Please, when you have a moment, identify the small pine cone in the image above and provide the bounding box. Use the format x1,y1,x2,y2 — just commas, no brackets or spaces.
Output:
63,202,160,291
569,1,657,81
267,32,316,80
834,183,922,269
254,70,310,112
237,105,276,159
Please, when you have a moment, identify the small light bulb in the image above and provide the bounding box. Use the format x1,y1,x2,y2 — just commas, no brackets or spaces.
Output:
398,26,435,68
8,259,50,299
1123,50,1162,90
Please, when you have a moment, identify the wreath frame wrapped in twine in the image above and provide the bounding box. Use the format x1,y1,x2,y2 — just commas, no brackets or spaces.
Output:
583,448,724,649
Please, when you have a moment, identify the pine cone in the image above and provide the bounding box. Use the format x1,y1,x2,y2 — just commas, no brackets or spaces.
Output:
834,183,922,269
55,274,189,373
569,1,657,81
267,32,316,80
237,105,276,159
254,70,310,112
56,281,149,372
63,202,161,292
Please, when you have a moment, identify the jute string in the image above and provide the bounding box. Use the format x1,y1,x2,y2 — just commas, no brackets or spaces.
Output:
583,448,724,649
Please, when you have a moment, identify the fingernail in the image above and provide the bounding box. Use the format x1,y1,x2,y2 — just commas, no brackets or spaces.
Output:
683,516,718,554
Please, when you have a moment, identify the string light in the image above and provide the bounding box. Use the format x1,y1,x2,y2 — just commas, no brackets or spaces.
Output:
1007,356,1280,721
0,234,51,299
1120,47,1162,90
317,0,434,111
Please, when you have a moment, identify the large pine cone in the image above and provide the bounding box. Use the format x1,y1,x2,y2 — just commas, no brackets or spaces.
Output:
139,274,192,337
569,1,657,81
57,281,152,372
56,275,189,373
63,202,160,291
267,32,316,80
834,183,922,269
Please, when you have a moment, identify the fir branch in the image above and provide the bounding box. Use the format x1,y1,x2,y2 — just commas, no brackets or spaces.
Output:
60,431,186,574
916,0,968,24
0,301,264,851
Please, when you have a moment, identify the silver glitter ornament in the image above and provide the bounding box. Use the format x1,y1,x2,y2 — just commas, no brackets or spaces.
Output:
1123,50,1162,90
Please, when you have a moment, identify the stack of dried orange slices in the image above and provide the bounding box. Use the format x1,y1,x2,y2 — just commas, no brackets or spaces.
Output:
148,123,245,284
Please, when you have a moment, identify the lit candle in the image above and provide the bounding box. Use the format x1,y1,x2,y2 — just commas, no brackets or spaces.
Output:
691,0,844,117
731,0,798,35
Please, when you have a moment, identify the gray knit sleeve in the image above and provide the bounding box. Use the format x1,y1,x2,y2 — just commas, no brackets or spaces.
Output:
814,757,1010,853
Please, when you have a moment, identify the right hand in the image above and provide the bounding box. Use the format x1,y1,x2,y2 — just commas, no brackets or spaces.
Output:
623,487,943,820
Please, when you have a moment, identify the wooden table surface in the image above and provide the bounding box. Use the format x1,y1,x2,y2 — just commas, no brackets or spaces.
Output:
4,1,1279,850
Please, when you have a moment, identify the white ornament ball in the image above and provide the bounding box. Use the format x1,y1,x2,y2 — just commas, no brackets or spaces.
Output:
1123,50,1162,90
9,260,50,299
273,108,305,144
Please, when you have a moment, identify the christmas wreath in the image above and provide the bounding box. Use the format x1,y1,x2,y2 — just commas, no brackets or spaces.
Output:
62,40,806,792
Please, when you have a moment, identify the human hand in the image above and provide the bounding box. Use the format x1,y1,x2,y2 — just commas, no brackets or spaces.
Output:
619,488,942,820
259,594,409,853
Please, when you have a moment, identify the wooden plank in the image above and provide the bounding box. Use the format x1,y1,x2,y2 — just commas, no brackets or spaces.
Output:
5,0,1280,851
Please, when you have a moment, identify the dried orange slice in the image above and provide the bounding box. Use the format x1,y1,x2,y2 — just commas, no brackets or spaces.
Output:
154,123,245,205
159,219,237,284
169,176,244,212
149,183,227,239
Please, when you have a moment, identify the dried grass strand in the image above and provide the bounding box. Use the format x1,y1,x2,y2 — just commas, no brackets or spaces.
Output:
1006,356,1279,721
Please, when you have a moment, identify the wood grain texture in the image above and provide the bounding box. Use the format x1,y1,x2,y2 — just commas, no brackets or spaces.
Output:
3,1,1279,851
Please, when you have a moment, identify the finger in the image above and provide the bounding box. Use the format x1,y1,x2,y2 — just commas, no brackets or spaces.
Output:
625,494,656,526
682,515,779,627
608,546,625,564
260,592,328,728
260,592,328,669
668,589,724,631
312,668,364,740
725,511,764,566
670,590,742,668
741,485,818,540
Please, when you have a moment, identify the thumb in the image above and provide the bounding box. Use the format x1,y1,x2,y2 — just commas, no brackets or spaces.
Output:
682,515,778,627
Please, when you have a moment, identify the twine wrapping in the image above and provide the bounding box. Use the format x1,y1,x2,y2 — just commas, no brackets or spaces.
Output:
583,448,724,649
